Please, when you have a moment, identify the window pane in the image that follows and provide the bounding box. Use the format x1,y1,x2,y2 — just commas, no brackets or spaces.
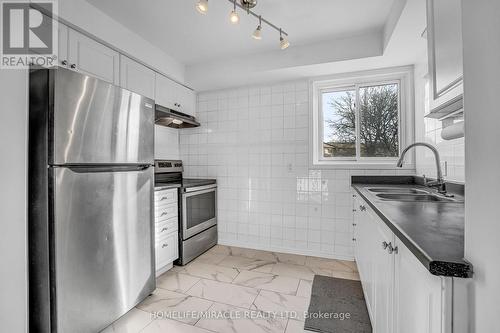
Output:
359,83,399,157
322,89,356,158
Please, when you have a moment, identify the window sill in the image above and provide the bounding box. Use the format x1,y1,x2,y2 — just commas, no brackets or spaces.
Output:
311,161,415,170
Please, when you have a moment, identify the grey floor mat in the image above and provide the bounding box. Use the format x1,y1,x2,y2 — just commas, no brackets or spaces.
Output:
304,275,372,333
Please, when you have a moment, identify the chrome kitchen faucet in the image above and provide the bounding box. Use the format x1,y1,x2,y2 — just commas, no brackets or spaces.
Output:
397,142,449,195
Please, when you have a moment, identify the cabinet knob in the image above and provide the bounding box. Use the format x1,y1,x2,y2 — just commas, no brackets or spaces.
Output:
162,243,168,248
382,241,389,249
387,243,398,254
161,227,168,232
70,64,76,69
352,238,356,242
359,205,366,211
352,223,357,226
61,60,68,66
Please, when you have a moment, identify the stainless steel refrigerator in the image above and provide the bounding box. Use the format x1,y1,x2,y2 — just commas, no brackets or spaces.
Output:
29,68,156,332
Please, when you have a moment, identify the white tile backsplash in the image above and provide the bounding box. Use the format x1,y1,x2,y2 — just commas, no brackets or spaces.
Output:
181,81,415,260
414,63,465,183
155,125,180,160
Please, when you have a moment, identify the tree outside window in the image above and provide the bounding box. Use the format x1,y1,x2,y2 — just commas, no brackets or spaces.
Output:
322,82,400,160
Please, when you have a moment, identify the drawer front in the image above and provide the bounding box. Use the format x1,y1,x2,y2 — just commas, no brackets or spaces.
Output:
155,202,178,222
155,218,178,238
155,232,178,268
155,189,177,205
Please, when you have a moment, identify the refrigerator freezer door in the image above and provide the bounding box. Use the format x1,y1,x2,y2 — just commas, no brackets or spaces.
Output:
52,69,154,165
52,166,155,333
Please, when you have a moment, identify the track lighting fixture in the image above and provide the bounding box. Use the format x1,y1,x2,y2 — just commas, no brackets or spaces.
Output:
252,16,262,40
279,29,290,50
195,0,208,15
194,0,289,49
229,0,239,24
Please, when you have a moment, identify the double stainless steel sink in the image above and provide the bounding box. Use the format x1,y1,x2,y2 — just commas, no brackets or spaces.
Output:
367,187,458,202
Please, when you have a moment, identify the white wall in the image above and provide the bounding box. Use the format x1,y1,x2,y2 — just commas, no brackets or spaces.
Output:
155,126,180,160
179,81,414,259
414,54,465,182
0,70,28,333
462,0,500,331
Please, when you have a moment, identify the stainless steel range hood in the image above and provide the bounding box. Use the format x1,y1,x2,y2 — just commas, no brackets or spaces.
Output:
155,104,200,128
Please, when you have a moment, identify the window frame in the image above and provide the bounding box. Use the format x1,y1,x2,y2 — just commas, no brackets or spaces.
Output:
311,67,414,168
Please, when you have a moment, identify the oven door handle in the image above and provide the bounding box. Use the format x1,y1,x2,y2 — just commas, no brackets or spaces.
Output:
184,184,217,193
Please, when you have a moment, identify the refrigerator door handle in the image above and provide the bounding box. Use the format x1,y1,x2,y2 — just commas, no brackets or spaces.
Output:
60,164,152,173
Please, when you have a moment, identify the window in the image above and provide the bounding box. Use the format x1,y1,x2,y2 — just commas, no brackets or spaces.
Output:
312,68,412,166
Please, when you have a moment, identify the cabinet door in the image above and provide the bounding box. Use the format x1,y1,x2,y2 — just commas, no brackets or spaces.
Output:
119,55,155,99
155,73,177,110
67,29,119,84
37,15,67,67
177,85,197,117
372,213,395,333
427,0,463,111
155,232,178,268
57,22,68,67
354,197,375,322
394,239,444,333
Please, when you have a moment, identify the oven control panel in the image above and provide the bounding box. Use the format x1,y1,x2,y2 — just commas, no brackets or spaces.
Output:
154,160,183,173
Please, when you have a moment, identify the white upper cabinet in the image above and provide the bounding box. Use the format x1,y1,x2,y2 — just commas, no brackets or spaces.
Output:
119,55,156,99
155,73,196,117
57,22,68,66
155,73,177,110
49,20,198,118
178,85,197,117
67,29,120,85
426,0,463,112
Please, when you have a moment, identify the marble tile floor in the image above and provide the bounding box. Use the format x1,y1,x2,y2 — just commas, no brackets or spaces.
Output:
101,245,359,333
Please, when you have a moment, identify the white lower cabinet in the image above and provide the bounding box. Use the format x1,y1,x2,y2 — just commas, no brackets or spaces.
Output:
155,232,178,268
353,192,448,333
154,188,179,276
393,237,444,333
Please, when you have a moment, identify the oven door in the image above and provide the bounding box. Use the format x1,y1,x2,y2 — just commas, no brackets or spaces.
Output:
182,185,217,239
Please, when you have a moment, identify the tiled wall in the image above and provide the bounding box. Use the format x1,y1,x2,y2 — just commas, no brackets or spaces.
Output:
180,81,413,260
155,125,180,160
419,118,465,183
414,63,465,183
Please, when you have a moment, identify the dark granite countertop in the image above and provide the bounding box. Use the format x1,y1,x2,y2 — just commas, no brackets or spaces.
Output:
352,176,472,278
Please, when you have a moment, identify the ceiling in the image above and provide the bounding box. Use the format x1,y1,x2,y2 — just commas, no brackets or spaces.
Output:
183,0,427,90
85,0,396,65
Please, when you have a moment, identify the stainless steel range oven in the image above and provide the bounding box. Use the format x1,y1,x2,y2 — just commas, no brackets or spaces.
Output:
183,184,217,238
154,160,217,265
